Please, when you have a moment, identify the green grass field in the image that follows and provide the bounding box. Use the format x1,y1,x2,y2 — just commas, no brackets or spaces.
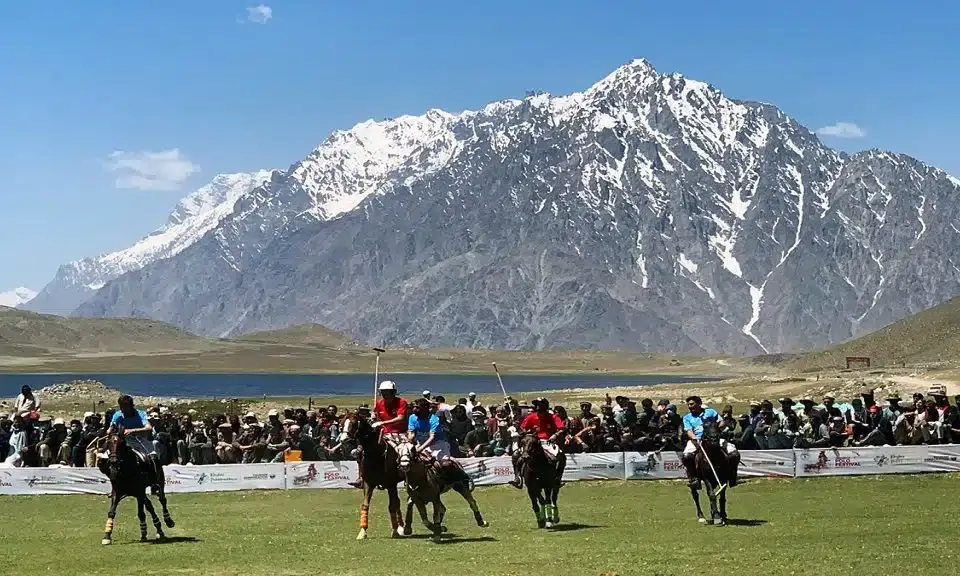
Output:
2,475,958,575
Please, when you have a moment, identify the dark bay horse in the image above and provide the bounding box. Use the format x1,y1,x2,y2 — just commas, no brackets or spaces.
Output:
394,440,488,542
516,434,565,528
97,427,175,545
690,420,735,526
347,414,406,540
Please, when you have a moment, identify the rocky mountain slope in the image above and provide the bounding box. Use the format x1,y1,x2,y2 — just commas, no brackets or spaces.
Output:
74,59,960,355
24,170,277,315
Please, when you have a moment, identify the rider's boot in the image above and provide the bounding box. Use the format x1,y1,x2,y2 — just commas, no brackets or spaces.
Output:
682,452,701,489
727,452,740,487
508,453,523,489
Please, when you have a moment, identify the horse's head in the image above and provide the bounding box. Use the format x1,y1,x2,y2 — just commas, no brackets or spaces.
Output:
517,432,542,460
393,439,417,474
102,426,126,472
701,418,722,447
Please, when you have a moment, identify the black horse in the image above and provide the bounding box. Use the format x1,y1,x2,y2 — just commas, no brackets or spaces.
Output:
690,419,737,526
347,413,407,540
516,433,566,528
394,440,489,542
97,427,175,545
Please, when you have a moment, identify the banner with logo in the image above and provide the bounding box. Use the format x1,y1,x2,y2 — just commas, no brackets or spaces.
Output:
794,446,925,477
0,467,110,495
623,451,685,480
740,450,795,478
164,464,285,493
457,456,514,486
562,453,625,481
285,461,359,489
923,445,960,471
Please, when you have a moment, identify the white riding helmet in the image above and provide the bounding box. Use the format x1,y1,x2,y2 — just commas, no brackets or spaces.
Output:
378,380,397,391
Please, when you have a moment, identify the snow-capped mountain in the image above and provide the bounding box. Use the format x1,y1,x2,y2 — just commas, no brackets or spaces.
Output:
75,59,960,354
25,170,277,315
0,287,37,308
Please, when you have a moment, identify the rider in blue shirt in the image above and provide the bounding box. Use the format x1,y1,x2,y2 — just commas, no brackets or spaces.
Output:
681,395,721,489
109,395,162,482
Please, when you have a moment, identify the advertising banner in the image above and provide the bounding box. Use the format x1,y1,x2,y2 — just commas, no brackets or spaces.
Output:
793,446,942,477
164,463,285,493
740,450,795,478
285,461,359,489
0,467,110,495
561,453,625,481
623,451,685,480
923,445,960,472
458,456,514,486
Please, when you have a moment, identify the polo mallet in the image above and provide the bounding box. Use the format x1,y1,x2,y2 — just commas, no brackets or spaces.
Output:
373,347,386,407
697,440,728,497
491,362,508,399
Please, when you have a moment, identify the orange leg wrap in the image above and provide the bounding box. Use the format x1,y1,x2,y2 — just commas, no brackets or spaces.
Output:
104,518,114,533
360,508,369,530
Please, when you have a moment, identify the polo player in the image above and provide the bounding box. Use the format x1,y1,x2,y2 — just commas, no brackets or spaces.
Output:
509,397,564,489
681,395,739,489
351,380,409,488
109,395,163,487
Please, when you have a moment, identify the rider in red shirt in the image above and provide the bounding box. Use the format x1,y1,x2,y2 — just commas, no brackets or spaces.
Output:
373,381,408,434
510,398,566,489
350,381,408,487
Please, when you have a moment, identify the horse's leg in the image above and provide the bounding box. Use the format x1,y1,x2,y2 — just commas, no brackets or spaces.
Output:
142,494,166,539
527,483,546,528
706,481,721,525
411,491,433,531
136,496,149,542
453,482,489,528
356,484,375,540
403,492,415,536
387,485,403,538
101,491,121,545
719,489,728,523
154,467,175,528
430,496,443,542
691,485,705,523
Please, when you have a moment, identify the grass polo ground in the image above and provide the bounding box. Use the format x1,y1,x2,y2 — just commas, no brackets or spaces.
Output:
2,474,959,575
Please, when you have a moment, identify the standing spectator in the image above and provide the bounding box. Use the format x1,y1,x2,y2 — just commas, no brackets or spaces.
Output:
14,385,40,417
465,392,482,414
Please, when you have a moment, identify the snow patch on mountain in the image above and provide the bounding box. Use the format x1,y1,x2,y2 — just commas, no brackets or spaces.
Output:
0,287,36,308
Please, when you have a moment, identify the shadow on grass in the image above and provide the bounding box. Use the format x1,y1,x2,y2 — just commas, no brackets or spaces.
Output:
147,536,201,545
547,522,603,532
435,535,497,545
724,519,767,527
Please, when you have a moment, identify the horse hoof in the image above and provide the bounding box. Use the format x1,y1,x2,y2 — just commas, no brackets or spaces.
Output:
356,529,367,540
713,519,726,526
392,529,405,539
402,526,413,536
164,518,176,529
101,539,112,546
545,521,554,528
479,521,489,528
140,537,149,543
698,517,707,524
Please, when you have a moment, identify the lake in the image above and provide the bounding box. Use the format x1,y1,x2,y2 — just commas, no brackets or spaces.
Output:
0,372,721,399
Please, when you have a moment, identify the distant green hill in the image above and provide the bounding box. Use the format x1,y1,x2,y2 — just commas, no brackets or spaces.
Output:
786,296,960,371
232,324,356,348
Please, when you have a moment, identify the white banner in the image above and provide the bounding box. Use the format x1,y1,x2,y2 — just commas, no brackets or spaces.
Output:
562,453,625,481
740,450,794,478
624,451,685,480
285,461,359,489
0,467,110,495
923,445,960,471
794,446,932,477
164,464,285,493
458,456,514,486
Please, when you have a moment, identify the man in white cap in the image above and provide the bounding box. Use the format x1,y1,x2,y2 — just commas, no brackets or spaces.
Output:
38,417,68,466
350,380,409,488
465,392,481,414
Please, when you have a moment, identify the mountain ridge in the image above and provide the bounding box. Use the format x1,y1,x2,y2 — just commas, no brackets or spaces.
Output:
74,58,960,355
24,170,277,315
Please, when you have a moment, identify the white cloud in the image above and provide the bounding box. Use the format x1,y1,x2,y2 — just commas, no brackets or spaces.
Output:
105,149,200,191
246,4,272,24
816,122,867,139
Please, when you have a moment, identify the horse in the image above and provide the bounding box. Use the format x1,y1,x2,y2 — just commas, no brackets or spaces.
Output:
346,413,406,540
515,433,566,528
97,427,175,545
394,439,489,542
690,419,734,526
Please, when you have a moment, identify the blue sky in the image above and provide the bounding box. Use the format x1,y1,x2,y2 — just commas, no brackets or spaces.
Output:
2,1,958,292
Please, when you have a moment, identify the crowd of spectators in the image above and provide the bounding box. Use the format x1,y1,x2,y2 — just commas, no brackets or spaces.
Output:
2,384,959,469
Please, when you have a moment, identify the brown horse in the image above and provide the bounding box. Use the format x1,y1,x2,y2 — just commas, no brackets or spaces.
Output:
347,413,406,540
97,427,175,545
394,439,488,542
516,433,565,528
690,420,736,526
